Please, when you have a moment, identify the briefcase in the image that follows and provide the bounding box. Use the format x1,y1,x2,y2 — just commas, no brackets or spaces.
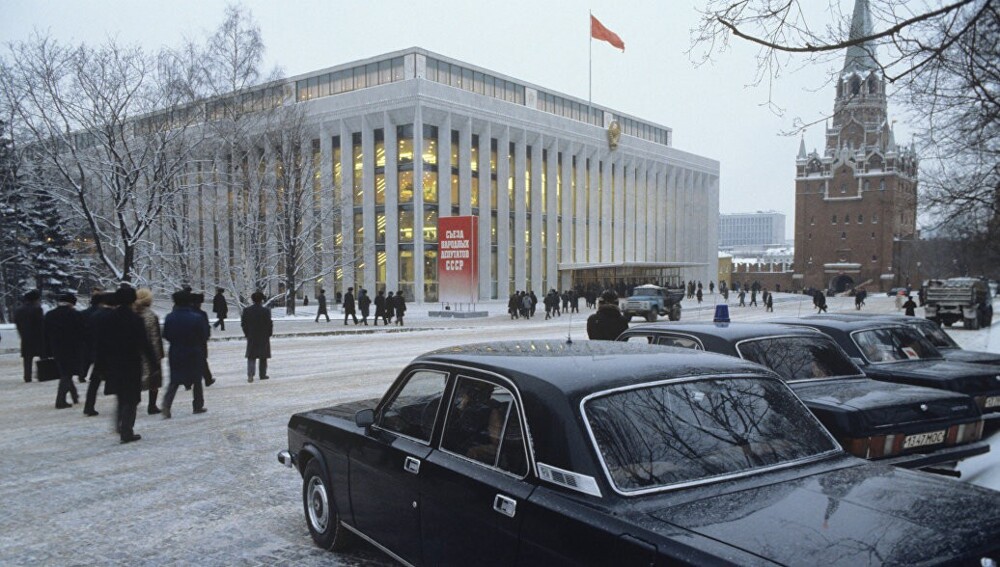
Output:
36,358,59,382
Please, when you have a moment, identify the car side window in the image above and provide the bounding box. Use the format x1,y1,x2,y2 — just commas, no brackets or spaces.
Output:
379,370,447,442
623,335,654,344
441,377,528,476
655,335,702,350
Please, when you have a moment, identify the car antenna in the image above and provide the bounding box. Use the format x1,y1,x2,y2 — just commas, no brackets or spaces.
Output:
566,307,574,344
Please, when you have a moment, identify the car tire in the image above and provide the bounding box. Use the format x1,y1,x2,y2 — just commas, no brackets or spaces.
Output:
965,317,980,330
645,311,658,322
303,460,354,551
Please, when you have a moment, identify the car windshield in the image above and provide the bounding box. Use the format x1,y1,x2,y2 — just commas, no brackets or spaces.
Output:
737,336,862,381
852,326,943,364
584,376,838,493
911,321,959,349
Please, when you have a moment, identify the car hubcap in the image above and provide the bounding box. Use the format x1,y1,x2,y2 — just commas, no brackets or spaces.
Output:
307,477,329,532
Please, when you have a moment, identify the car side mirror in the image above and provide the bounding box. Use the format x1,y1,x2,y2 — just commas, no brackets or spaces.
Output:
355,408,375,428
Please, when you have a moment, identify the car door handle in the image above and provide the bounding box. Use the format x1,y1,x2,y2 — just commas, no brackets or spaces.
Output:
493,494,517,518
404,456,421,475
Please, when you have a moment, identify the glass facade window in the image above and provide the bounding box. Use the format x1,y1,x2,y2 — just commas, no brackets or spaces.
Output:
508,142,515,210
525,146,532,211
423,209,438,242
424,251,438,302
354,211,365,284
399,248,414,287
451,130,460,213
399,171,414,204
423,125,439,202
490,139,498,209
296,57,404,102
376,250,387,286
397,124,414,164
332,136,343,294
376,212,386,244
352,132,363,206
399,209,414,243
541,149,547,215
374,129,386,205
471,134,480,209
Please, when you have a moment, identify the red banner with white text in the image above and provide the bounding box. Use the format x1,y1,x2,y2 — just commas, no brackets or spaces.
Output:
438,216,479,304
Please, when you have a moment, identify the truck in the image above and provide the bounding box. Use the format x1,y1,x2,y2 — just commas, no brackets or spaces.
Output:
924,277,994,330
620,284,684,322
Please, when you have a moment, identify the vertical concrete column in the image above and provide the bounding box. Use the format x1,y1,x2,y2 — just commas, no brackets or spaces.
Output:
574,145,587,264
318,125,334,295
707,174,720,286
413,108,424,301
362,116,376,293
600,154,612,262
623,159,635,262
496,126,511,295
340,121,355,292
588,149,600,263
383,112,399,292
477,122,491,300
636,160,647,262
513,131,527,291
545,137,559,292
438,114,451,215
530,133,544,292
459,117,472,217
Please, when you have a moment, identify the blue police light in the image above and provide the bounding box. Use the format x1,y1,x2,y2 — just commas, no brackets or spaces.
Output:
713,304,730,324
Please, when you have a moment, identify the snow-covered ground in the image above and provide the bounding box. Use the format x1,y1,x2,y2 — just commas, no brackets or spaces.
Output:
0,292,997,564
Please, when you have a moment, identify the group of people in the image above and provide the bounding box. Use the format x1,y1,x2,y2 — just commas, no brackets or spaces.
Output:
12,285,276,444
735,287,774,311
542,289,581,319
326,287,407,326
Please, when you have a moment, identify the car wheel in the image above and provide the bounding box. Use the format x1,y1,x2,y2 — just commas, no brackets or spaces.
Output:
645,311,658,322
303,460,354,551
944,319,953,327
965,317,980,330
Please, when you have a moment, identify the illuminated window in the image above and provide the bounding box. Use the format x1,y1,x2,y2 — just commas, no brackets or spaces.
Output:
399,209,414,243
352,133,363,206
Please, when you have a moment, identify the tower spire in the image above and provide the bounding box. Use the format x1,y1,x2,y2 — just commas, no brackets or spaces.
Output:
797,135,807,159
843,0,878,74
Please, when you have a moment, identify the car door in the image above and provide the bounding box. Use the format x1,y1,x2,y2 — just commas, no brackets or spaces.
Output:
420,374,534,566
349,368,448,565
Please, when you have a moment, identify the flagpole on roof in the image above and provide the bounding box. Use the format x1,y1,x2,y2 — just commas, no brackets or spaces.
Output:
589,10,593,122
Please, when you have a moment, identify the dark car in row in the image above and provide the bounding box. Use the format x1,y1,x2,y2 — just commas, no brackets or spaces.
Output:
618,322,989,468
776,315,1000,419
280,341,1000,566
833,312,1000,365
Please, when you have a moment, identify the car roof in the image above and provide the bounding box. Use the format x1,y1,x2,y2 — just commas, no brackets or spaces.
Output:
770,315,909,332
623,321,827,343
416,339,774,398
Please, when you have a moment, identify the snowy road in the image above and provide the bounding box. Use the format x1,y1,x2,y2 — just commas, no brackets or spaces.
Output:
0,292,996,565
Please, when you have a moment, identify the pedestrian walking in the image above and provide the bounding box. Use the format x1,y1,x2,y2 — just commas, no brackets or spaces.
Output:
161,290,209,418
709,281,715,294
696,288,703,304
43,293,84,408
82,292,116,417
571,289,580,313
358,288,371,325
814,290,828,313
133,289,164,414
529,291,538,318
191,293,215,387
343,287,358,325
98,286,155,444
241,291,273,382
586,290,629,341
385,291,396,324
315,288,329,323
394,290,407,325
750,289,758,307
212,288,228,330
765,291,774,312
14,289,44,383
903,295,917,316
373,290,386,326
738,290,746,307
508,293,520,319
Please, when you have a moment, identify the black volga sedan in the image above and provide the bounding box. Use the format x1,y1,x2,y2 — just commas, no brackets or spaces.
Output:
617,322,988,468
278,340,1000,566
775,315,1000,419
828,313,1000,365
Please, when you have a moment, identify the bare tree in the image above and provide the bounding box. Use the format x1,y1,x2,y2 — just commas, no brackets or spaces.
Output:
691,0,999,266
0,34,199,285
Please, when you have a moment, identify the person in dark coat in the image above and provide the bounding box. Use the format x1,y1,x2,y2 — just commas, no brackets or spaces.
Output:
14,289,44,383
43,293,85,408
212,288,228,330
162,290,210,418
903,295,918,316
357,288,371,325
343,287,358,325
97,286,155,443
78,289,103,383
394,290,407,326
385,291,395,324
814,290,828,313
373,290,387,326
82,292,117,416
241,291,273,382
765,291,774,312
587,290,629,341
191,293,215,387
315,288,329,323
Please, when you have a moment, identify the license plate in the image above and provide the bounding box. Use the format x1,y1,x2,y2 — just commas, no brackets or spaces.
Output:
903,430,946,449
986,396,1000,409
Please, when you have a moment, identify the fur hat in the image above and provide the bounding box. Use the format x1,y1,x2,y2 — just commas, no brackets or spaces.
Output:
135,288,154,308
23,289,41,302
115,286,137,305
599,290,619,305
58,293,77,305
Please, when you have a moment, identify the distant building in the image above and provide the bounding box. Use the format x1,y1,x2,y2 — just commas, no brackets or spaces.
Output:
719,211,786,248
792,0,918,293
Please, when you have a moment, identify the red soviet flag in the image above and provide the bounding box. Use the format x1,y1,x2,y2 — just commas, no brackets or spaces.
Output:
591,15,625,51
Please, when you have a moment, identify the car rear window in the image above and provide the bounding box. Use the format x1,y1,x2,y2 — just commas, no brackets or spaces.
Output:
852,326,943,363
912,321,959,349
737,336,862,381
584,377,838,493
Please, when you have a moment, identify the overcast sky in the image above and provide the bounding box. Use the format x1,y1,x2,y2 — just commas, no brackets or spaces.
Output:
2,0,915,239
